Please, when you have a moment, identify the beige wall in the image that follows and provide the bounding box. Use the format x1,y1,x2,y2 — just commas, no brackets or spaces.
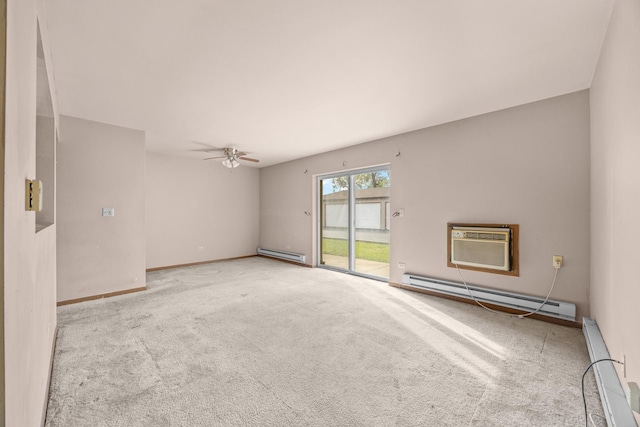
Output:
261,91,591,319
4,0,59,425
146,152,260,269
590,0,640,422
57,115,146,302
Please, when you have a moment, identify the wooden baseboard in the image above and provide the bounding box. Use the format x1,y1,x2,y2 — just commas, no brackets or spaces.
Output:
389,282,582,329
146,255,257,272
41,324,58,427
57,286,147,307
147,255,313,272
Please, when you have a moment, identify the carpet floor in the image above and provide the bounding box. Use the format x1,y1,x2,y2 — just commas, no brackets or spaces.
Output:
45,257,603,426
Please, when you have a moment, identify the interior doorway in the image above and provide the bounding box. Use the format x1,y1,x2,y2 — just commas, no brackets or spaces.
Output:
318,166,390,280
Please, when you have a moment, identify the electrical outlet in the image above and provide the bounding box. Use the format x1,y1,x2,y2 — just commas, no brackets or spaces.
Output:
102,208,115,217
398,262,406,269
399,209,405,217
552,255,563,269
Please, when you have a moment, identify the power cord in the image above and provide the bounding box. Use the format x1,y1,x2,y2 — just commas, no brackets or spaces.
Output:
582,358,622,427
454,264,559,319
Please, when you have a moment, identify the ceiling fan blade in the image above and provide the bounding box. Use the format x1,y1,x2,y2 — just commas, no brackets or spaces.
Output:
203,156,225,160
189,148,222,153
239,156,259,163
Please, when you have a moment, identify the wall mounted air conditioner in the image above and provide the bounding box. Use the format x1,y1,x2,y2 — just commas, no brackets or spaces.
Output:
450,226,511,271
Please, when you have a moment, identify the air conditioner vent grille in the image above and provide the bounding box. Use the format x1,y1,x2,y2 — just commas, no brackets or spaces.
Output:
451,227,510,271
448,223,518,276
465,232,506,240
454,240,505,267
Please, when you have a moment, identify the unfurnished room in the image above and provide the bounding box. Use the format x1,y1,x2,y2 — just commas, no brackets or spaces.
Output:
3,0,640,426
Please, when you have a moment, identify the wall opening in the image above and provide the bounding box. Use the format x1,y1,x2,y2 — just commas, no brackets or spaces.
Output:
35,25,55,232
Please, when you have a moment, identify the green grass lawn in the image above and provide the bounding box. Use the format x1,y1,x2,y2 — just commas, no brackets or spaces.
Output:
322,238,389,263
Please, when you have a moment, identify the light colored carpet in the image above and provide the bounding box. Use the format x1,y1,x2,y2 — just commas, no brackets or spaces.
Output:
46,257,603,426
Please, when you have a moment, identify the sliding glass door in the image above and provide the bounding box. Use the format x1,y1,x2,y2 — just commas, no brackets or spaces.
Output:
319,175,350,270
319,167,390,280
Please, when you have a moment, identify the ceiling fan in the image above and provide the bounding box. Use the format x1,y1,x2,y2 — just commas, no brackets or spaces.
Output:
203,148,259,168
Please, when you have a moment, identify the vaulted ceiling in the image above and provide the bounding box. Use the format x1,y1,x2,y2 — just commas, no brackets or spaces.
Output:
47,0,614,167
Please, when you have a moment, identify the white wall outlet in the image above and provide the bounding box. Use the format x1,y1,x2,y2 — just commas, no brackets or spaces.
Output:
102,208,115,217
399,208,405,217
398,262,406,269
552,255,563,269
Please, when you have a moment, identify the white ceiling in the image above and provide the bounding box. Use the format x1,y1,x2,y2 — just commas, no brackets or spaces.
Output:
47,0,614,167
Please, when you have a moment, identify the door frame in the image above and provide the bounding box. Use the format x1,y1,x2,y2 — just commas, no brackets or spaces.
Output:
316,165,390,281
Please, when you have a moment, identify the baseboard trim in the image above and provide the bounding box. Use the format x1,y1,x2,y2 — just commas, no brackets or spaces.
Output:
389,282,582,328
41,324,58,427
146,255,257,272
57,286,147,307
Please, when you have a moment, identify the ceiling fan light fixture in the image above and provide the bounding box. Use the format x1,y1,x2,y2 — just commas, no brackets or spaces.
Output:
222,158,240,168
203,147,257,168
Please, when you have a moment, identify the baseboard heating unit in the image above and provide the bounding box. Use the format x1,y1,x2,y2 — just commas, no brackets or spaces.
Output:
257,247,306,264
401,273,576,322
583,318,637,427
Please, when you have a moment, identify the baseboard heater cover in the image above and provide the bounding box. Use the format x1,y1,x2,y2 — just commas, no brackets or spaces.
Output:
257,247,306,264
582,318,637,427
401,273,576,321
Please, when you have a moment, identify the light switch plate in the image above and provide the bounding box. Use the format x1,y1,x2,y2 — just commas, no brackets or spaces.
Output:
102,208,115,217
25,179,43,212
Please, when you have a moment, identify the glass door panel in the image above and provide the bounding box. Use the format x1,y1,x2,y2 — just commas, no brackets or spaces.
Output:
320,176,350,270
353,170,390,279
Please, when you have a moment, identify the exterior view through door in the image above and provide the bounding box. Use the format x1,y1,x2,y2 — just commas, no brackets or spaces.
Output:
319,167,390,280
